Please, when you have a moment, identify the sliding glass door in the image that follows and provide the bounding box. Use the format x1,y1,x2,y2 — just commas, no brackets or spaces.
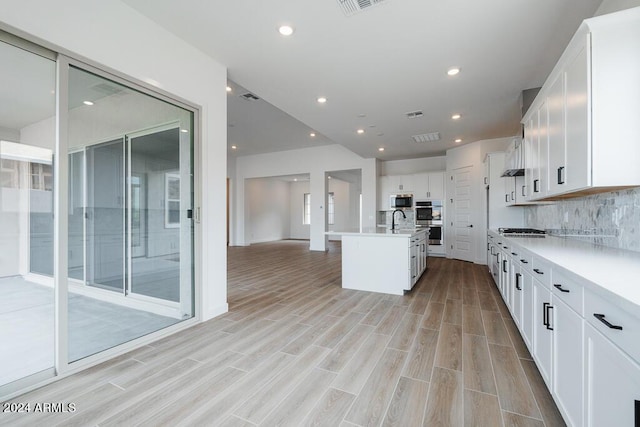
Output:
1,31,198,393
0,38,56,387
67,66,195,361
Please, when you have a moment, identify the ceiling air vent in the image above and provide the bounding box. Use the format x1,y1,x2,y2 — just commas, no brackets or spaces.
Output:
337,0,387,16
412,132,441,143
405,110,423,119
240,92,260,101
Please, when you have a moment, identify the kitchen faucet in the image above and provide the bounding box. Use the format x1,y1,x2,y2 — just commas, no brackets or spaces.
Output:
391,209,406,230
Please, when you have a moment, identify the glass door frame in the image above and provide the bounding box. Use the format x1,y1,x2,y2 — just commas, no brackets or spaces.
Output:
53,55,202,380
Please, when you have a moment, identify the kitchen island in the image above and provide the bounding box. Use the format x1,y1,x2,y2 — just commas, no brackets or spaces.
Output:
326,227,428,295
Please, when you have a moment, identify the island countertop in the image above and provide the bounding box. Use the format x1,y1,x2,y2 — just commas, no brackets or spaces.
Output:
326,227,428,238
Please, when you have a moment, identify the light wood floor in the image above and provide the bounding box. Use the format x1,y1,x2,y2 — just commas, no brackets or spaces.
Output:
2,240,566,426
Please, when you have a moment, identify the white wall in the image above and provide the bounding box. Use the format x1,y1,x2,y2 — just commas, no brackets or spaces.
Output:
0,0,228,320
289,181,310,240
381,156,447,176
246,178,290,244
233,144,377,251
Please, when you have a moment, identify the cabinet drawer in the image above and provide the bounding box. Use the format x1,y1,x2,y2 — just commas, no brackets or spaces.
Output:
551,269,584,315
517,252,533,274
531,256,551,288
585,289,640,364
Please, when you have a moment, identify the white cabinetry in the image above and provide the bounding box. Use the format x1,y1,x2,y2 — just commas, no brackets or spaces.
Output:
487,229,640,427
523,9,640,200
584,324,640,427
413,171,444,200
552,296,584,427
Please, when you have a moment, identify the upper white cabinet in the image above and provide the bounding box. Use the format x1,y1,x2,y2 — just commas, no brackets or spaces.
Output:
523,8,640,200
413,171,444,200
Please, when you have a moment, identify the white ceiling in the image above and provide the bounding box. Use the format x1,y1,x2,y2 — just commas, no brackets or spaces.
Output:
122,0,602,160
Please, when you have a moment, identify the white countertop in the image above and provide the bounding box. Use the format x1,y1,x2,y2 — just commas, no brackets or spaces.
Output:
490,230,640,311
326,227,428,238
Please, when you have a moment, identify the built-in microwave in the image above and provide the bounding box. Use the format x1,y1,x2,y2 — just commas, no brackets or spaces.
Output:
390,194,413,209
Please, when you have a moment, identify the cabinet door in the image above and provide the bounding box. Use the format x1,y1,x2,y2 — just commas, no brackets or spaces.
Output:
514,175,526,204
548,73,566,196
526,116,540,200
427,172,445,200
512,262,523,327
504,176,516,205
553,297,584,427
564,44,590,192
533,279,553,388
378,176,391,210
412,172,429,199
537,102,550,199
521,268,534,350
585,324,640,427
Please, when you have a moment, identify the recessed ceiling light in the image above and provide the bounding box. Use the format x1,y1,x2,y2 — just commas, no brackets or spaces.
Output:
447,67,461,76
328,176,332,179
294,178,298,182
378,147,385,152
310,132,316,137
357,129,365,134
226,86,232,92
278,25,294,36
317,96,327,104
83,100,94,106
455,138,462,143
231,145,237,150
451,114,461,120
181,129,189,133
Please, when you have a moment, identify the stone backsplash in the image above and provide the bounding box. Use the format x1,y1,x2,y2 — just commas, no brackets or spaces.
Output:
525,187,640,252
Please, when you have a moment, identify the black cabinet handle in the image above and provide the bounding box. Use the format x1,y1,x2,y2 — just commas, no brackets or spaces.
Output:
558,166,565,185
545,304,553,330
520,259,529,264
635,400,639,427
593,313,623,330
503,246,509,249
511,191,515,200
553,284,570,293
516,273,522,290
502,260,507,273
533,268,544,275
534,179,540,193
505,194,509,203
521,185,526,197
511,252,517,256
542,302,549,327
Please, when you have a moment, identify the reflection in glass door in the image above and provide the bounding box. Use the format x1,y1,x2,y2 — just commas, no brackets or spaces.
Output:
86,139,125,292
128,126,188,304
67,65,194,362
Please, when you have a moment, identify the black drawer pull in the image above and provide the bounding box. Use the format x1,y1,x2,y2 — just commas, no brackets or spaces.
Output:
503,246,509,249
594,313,623,330
515,273,522,290
511,252,517,256
533,268,544,275
502,260,507,273
520,259,528,264
553,284,570,293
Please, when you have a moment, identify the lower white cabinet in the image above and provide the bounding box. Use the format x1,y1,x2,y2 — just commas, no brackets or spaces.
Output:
552,297,584,427
584,323,640,427
532,278,553,388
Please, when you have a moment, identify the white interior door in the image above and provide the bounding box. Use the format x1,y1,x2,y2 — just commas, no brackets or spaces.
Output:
450,166,474,262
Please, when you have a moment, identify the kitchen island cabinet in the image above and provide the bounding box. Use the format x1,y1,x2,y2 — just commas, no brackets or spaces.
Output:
326,228,428,295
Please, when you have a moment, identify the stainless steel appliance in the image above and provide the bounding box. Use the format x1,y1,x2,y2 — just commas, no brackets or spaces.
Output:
390,194,413,210
415,200,443,245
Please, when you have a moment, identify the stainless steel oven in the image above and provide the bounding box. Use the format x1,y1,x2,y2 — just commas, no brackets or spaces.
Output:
427,223,443,245
415,200,442,226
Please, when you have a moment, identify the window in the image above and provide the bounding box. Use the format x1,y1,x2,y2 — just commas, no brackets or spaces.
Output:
30,162,53,191
303,193,311,224
327,192,335,225
1,159,19,188
165,172,180,228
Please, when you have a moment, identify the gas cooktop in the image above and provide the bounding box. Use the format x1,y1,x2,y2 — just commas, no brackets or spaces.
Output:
498,228,546,237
